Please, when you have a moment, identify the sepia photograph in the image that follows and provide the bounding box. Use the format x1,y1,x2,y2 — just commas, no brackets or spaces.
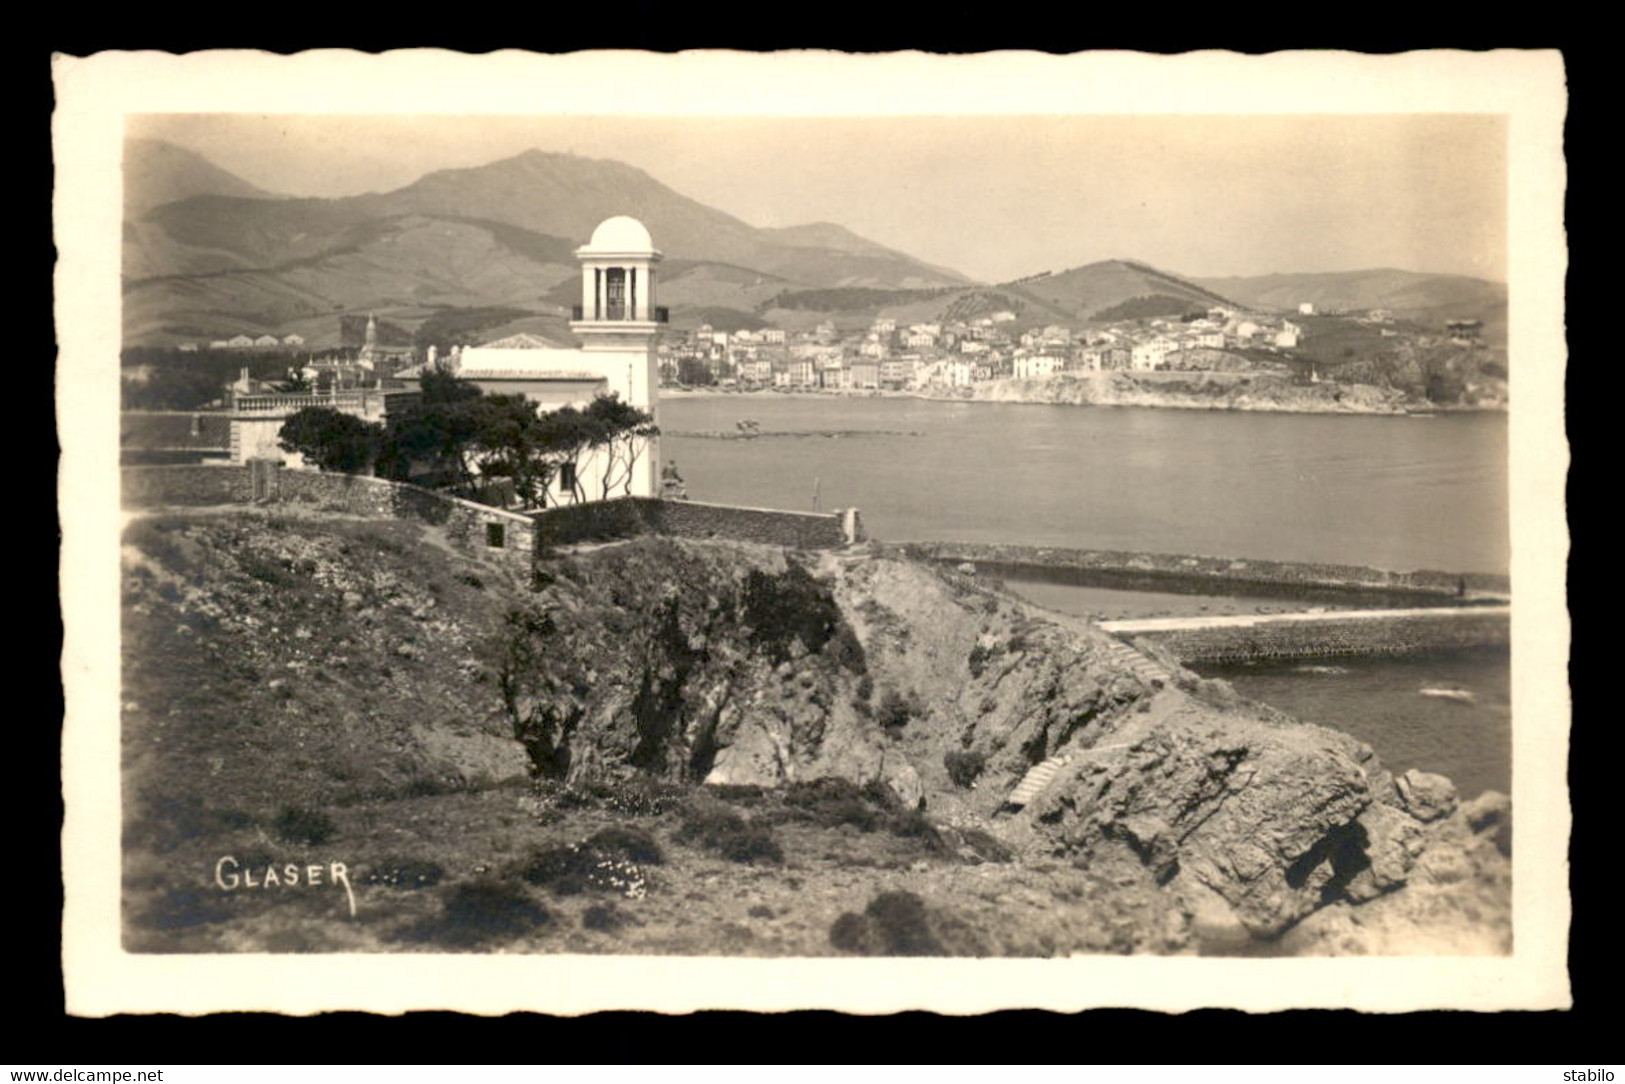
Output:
56,48,1570,1015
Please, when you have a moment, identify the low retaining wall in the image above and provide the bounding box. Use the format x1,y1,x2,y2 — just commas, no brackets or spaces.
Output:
122,464,537,582
882,540,1510,607
533,496,861,551
121,462,253,505
1107,608,1511,664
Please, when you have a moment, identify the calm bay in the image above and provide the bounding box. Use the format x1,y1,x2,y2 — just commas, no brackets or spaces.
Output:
663,395,1511,795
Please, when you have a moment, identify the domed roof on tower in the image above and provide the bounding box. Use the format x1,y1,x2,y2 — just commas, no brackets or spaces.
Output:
579,215,658,256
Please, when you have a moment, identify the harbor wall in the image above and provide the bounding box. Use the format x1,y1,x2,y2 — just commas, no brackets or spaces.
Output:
881,540,1510,607
1111,609,1511,664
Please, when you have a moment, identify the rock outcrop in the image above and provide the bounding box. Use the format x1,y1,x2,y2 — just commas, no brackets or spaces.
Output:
121,512,1509,954
502,535,1508,947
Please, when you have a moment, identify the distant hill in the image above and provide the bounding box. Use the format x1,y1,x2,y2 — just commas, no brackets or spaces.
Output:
1009,260,1235,321
122,214,581,348
840,260,1236,332
124,138,277,215
1194,268,1508,343
123,145,972,347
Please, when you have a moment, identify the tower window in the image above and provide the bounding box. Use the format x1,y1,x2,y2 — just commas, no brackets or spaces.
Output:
486,523,506,549
605,269,627,320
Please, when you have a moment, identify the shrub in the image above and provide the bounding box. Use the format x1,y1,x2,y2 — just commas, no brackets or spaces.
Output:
866,891,945,955
823,624,868,674
675,799,783,865
828,911,873,953
781,778,883,832
585,826,664,866
520,833,655,898
582,903,628,932
944,750,987,789
424,880,551,948
741,563,843,663
829,891,946,956
956,827,1015,865
876,689,914,731
520,845,596,896
272,807,335,846
887,809,952,855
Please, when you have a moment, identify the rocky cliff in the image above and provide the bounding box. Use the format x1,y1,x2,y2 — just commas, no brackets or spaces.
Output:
120,508,1509,954
955,371,1417,414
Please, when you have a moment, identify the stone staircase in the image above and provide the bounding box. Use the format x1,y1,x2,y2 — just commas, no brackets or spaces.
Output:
1006,754,1076,808
1101,637,1172,686
1003,741,1137,810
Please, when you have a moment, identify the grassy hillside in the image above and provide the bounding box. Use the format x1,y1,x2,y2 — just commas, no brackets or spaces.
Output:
123,216,579,348
120,513,1174,954
1010,260,1234,321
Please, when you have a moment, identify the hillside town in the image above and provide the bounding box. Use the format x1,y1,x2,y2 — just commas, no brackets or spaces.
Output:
654,304,1479,393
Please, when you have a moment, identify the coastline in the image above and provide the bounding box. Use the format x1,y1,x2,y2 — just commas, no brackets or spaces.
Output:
661,372,1508,417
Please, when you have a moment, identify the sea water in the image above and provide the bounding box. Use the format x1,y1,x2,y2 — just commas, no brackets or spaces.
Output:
662,396,1512,794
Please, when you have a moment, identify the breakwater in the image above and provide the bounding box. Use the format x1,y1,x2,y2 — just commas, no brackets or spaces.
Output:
880,540,1510,609
1101,606,1510,664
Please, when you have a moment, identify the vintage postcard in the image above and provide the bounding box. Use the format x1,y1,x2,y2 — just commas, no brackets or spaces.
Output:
56,48,1570,1015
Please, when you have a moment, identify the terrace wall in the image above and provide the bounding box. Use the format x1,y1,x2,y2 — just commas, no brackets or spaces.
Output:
121,464,536,582
532,496,860,551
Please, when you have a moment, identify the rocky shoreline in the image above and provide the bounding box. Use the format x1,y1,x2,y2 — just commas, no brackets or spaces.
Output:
663,372,1507,417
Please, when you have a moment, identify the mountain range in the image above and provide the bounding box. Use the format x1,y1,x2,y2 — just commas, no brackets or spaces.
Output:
1194,269,1508,342
120,139,1507,349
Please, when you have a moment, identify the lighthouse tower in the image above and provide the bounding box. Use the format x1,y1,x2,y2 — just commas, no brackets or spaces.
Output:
569,215,666,495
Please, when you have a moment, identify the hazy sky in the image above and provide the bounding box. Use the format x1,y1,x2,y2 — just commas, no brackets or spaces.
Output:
131,113,1506,284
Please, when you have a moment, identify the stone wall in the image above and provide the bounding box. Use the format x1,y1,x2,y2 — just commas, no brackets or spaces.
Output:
533,496,860,551
121,463,252,506
1126,611,1511,664
122,465,537,582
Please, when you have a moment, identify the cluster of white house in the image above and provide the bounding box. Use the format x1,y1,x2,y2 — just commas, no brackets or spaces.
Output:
659,305,1314,392
179,333,307,352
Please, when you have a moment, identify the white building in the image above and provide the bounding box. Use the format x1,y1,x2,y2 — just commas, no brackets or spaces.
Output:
402,215,666,504
1013,354,1064,380
1298,302,1315,315
1131,338,1178,371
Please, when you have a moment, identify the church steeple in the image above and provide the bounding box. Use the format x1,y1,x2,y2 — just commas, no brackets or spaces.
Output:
359,312,377,368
